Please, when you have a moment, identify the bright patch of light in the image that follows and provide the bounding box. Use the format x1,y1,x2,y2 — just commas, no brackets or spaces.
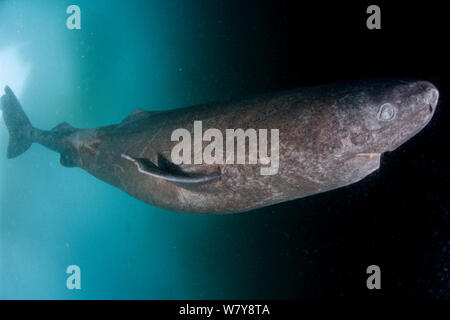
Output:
0,46,31,118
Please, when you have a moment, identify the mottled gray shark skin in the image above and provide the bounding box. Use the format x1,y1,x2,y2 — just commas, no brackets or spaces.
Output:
0,79,439,214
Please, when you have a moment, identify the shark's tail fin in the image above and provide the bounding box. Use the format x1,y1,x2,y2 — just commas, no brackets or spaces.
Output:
0,86,33,159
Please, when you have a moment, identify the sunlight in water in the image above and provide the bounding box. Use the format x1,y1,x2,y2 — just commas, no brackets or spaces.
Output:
0,45,31,118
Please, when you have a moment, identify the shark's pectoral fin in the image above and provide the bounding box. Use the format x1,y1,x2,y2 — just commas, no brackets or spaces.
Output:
121,153,221,184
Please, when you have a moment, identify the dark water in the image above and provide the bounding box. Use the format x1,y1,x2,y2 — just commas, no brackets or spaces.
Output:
0,1,448,299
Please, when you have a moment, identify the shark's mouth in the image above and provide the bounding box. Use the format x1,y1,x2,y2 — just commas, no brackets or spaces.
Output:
344,152,381,180
356,152,381,159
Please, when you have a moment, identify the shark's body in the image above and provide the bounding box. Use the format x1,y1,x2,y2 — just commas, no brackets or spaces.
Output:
0,79,439,213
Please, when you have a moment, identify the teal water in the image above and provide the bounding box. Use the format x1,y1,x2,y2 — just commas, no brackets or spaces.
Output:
0,0,288,299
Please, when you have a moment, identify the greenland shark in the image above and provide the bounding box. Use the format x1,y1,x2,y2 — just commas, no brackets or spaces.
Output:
0,79,439,214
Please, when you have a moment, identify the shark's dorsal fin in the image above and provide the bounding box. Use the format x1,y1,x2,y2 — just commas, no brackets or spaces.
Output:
121,108,166,124
51,122,75,133
120,108,150,124
121,153,221,184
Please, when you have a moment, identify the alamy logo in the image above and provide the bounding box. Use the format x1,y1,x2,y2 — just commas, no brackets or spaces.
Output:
366,5,381,30
66,5,81,30
171,121,279,175
66,265,81,290
366,265,381,290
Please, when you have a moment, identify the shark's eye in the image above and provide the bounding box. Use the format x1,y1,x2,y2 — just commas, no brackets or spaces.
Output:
378,103,396,121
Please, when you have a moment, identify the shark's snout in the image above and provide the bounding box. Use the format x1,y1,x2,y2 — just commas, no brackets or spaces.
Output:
414,81,439,114
427,87,439,113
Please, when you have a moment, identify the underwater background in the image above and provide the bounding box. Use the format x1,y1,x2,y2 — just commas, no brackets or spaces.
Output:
1,1,448,299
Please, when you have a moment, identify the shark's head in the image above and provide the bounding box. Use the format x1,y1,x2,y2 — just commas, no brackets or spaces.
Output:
352,79,438,154
322,79,439,187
